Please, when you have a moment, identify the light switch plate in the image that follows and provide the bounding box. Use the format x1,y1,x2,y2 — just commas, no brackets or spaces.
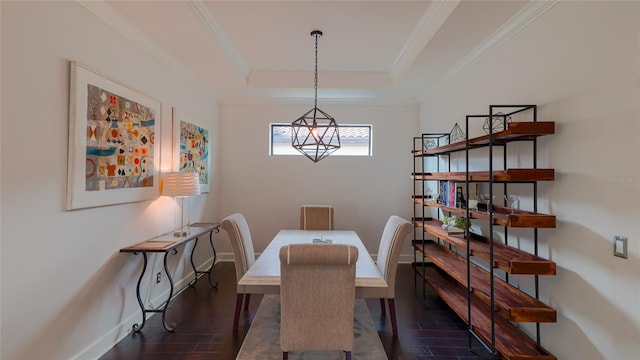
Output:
613,235,628,259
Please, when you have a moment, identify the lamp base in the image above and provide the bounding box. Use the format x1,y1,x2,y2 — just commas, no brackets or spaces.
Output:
173,226,189,237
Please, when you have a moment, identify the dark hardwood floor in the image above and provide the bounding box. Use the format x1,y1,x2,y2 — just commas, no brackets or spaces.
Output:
99,262,488,360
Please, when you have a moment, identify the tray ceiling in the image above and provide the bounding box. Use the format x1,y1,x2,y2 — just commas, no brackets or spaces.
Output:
80,1,556,105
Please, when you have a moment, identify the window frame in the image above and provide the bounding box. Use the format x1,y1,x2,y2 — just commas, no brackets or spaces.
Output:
269,123,373,157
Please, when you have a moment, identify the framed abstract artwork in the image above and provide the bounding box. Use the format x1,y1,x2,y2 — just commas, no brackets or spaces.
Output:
66,61,161,210
172,108,211,193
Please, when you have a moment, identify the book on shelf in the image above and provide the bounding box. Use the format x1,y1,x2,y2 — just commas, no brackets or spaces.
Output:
449,182,456,207
438,181,478,209
446,226,465,235
456,182,479,209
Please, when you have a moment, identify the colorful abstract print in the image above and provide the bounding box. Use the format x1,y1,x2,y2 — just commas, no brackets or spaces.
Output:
85,84,155,191
180,121,209,185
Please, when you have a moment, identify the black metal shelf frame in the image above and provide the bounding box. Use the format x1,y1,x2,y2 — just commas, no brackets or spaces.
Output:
413,105,546,359
412,133,449,298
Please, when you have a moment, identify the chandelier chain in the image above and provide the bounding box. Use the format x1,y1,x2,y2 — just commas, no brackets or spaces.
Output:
314,32,319,109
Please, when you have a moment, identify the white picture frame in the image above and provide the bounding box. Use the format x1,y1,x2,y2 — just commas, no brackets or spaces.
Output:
66,61,161,210
172,108,211,194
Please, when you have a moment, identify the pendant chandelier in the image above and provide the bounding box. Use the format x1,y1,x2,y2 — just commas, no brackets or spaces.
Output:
291,30,340,163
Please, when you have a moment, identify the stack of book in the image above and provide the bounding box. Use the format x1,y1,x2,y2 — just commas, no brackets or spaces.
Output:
446,226,465,236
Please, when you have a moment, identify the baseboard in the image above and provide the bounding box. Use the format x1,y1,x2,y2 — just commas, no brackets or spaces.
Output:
72,308,140,360
75,255,216,360
216,252,235,262
399,253,417,264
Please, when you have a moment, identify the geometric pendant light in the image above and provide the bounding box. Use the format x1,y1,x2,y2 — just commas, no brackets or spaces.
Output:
291,30,340,162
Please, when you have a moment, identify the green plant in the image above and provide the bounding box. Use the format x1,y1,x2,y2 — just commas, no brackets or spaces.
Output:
442,216,471,229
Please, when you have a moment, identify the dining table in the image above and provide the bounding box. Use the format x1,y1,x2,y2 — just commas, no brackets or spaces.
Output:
238,229,387,293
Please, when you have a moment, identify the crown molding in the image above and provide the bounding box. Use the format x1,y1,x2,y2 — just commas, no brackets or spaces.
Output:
187,0,250,82
247,71,392,90
390,0,460,81
418,0,560,103
76,0,220,100
220,92,419,107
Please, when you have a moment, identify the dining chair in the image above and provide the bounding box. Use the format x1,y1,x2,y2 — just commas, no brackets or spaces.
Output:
220,213,256,332
300,205,334,230
279,243,358,360
356,215,412,337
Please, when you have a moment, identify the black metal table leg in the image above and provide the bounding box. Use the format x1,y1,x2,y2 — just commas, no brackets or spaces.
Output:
206,230,218,288
132,252,148,332
188,237,200,287
131,250,177,332
122,224,220,333
160,250,177,332
188,229,218,288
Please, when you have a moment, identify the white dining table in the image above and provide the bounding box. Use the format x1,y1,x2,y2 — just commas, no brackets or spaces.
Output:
238,230,387,292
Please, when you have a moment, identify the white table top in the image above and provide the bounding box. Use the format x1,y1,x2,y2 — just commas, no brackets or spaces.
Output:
238,230,387,289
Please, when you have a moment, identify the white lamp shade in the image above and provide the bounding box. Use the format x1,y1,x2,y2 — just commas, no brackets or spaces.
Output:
162,172,201,197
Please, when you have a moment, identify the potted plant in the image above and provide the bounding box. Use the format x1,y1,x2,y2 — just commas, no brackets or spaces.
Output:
441,216,471,235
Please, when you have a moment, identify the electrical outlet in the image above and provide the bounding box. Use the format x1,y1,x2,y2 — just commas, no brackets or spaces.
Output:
613,235,628,259
156,272,162,283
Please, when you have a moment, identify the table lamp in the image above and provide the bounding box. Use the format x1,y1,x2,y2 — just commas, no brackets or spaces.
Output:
162,171,201,237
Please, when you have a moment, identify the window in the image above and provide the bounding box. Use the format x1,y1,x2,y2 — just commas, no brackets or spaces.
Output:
270,124,372,157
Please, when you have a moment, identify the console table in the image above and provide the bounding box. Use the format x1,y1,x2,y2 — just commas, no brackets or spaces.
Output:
120,222,220,332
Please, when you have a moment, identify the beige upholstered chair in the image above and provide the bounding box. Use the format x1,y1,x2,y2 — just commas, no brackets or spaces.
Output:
220,213,256,332
279,244,358,360
300,205,334,230
356,215,413,337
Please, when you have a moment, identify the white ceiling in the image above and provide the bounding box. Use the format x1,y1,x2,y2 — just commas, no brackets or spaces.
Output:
79,1,556,105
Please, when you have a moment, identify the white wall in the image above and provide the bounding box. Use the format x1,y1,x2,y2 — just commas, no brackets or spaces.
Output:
419,2,640,359
1,2,219,359
217,103,417,258
5,1,636,359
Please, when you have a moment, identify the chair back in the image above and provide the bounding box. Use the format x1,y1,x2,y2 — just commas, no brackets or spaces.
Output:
221,213,256,282
279,244,358,353
376,216,413,297
300,205,334,230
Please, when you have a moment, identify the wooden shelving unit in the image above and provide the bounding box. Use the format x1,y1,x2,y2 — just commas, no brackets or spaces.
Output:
413,198,556,228
411,105,556,359
412,121,555,157
414,219,556,275
412,169,555,182
416,241,556,323
425,266,556,360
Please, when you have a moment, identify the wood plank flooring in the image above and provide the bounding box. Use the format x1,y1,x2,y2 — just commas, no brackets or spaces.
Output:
99,262,489,360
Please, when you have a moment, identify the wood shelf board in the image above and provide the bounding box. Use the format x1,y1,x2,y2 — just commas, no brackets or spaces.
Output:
120,223,218,253
413,200,556,228
420,241,556,323
415,220,556,275
490,210,556,228
425,267,556,360
413,122,555,157
412,169,555,182
412,194,437,199
124,240,177,252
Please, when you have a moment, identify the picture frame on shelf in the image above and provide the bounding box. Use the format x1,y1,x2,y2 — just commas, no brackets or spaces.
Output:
172,108,211,194
66,61,161,210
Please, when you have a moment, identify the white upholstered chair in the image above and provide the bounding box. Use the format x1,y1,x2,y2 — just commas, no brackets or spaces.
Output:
300,205,334,230
356,215,413,337
279,244,358,360
220,213,256,332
